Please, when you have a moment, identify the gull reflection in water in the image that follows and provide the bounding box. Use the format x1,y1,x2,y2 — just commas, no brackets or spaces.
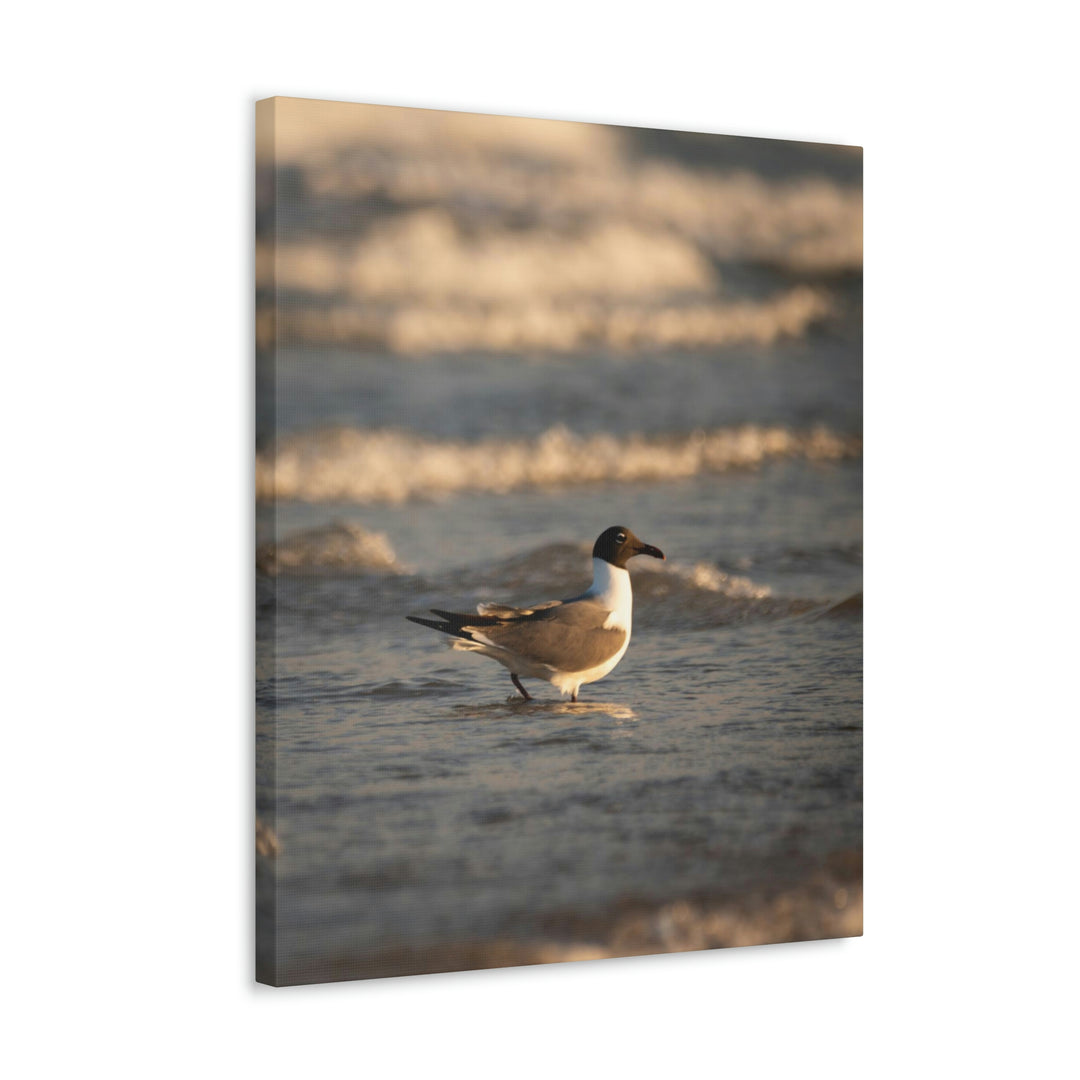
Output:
451,699,638,722
541,700,638,721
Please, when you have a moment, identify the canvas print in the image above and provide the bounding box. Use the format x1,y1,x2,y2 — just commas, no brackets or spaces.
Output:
255,97,862,986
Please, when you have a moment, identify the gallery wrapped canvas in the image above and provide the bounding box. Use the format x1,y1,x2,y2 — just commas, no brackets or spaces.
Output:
256,97,862,986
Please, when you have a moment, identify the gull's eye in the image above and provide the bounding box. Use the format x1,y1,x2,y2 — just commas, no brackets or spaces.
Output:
616,532,626,543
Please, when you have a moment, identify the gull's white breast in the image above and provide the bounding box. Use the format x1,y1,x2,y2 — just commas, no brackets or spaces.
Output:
585,557,633,636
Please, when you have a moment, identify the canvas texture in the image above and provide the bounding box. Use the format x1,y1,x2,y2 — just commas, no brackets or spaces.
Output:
255,97,862,986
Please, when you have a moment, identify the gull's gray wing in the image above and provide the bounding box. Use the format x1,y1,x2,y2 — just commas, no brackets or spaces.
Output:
468,598,626,671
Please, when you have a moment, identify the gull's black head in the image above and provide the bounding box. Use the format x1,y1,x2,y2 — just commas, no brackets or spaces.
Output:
592,525,665,569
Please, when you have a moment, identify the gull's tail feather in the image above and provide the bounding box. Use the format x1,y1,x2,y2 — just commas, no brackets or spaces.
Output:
407,608,504,641
405,614,460,637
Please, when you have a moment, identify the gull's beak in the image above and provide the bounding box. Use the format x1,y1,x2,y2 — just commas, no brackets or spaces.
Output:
634,543,665,561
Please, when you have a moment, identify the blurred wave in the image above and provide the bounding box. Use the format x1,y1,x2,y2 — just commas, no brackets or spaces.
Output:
276,862,862,983
268,285,834,355
257,98,860,355
299,212,718,302
255,521,403,576
265,97,626,167
256,422,860,504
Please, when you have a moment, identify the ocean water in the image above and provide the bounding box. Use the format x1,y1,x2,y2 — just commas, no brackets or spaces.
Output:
255,340,862,985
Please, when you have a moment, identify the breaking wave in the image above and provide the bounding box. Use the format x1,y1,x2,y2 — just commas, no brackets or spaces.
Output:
256,102,860,354
256,423,861,504
256,521,403,576
258,210,838,352
275,854,862,982
268,285,833,354
633,558,772,600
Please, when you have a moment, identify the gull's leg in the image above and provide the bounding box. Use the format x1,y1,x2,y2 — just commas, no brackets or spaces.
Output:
571,690,578,703
511,674,531,700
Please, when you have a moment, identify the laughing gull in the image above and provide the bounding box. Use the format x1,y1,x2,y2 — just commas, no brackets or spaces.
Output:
407,525,664,701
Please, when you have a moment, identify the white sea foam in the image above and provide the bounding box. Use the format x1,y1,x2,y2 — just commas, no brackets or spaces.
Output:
271,286,833,353
256,423,861,504
636,560,772,599
259,208,837,352
341,213,718,302
256,101,860,354
289,150,862,273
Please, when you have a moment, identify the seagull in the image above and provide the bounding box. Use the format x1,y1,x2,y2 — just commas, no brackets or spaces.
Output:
407,525,665,701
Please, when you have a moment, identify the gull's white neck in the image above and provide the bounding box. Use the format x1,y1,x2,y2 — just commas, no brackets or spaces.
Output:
585,557,633,632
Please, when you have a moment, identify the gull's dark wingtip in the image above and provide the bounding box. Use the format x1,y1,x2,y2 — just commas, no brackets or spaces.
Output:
407,613,478,640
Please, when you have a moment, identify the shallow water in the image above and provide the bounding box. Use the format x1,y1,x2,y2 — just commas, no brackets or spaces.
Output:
256,366,862,982
258,560,860,968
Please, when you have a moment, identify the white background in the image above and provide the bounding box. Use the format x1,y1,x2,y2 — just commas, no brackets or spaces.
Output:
3,2,1077,1076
